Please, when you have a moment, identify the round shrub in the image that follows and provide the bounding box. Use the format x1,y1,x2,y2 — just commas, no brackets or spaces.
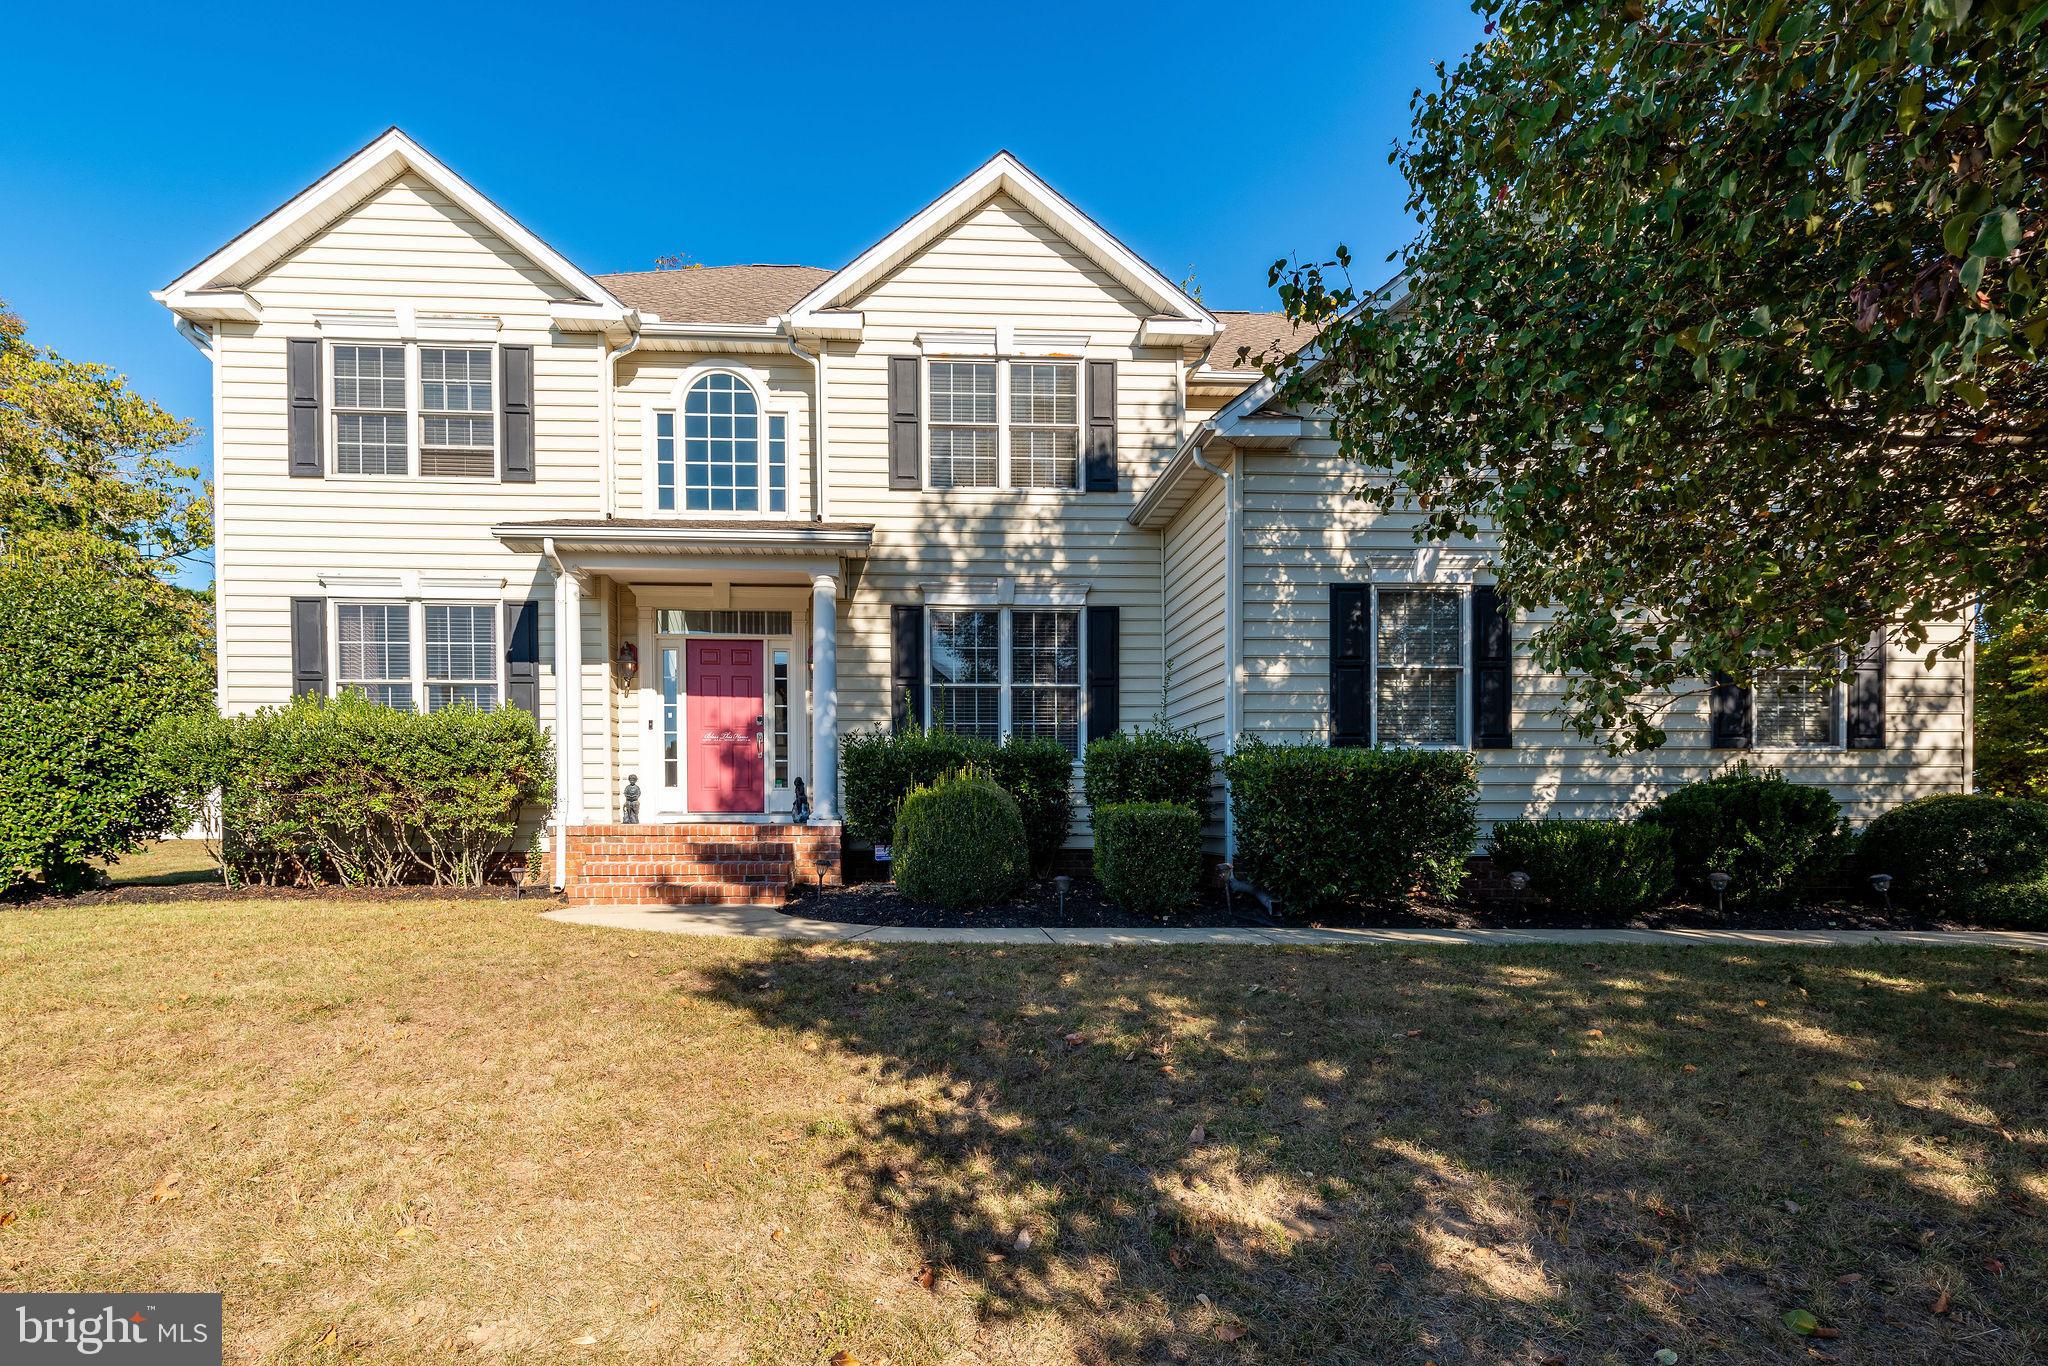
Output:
891,771,1028,909
1640,765,1848,906
1855,793,2048,912
1955,875,2048,929
1094,802,1202,917
1486,819,1675,923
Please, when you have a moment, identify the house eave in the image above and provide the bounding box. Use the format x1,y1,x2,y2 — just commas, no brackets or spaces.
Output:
152,287,262,323
490,519,874,559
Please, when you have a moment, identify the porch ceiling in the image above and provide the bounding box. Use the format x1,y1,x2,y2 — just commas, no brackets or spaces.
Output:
490,517,873,560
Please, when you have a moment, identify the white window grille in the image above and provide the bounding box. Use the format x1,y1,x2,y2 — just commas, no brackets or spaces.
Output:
332,345,408,475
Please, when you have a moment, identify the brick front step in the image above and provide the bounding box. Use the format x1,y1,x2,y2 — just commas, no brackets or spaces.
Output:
561,821,841,906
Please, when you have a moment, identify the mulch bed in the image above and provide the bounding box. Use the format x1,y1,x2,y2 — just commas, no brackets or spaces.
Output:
788,875,1984,932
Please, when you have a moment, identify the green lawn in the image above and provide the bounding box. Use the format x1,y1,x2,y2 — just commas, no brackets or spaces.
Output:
2,897,2043,1363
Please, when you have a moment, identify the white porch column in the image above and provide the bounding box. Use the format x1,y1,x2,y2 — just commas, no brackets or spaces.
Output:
809,572,839,821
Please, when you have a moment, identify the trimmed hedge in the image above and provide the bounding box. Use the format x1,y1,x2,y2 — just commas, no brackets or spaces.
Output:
842,727,1073,872
1486,819,1675,922
1641,765,1848,906
1855,793,2048,912
1083,726,1215,828
892,771,1028,909
1094,802,1202,916
144,692,553,887
1222,740,1478,912
1955,874,2048,929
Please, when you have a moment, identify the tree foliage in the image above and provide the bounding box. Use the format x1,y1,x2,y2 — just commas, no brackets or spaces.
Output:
0,298,208,567
1271,0,2045,747
1975,608,2048,798
0,531,214,893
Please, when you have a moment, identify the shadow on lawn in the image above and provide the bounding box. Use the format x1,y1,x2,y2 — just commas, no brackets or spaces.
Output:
709,945,2048,1365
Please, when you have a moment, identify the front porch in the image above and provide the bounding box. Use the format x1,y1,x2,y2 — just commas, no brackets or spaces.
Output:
491,517,871,897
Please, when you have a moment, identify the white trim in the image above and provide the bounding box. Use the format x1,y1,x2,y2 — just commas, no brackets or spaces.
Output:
787,151,1215,330
915,576,1089,609
155,127,626,319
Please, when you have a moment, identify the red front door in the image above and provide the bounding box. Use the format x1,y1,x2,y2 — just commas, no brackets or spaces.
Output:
686,639,765,813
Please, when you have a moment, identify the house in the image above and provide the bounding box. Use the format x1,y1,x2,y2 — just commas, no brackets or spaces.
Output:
154,128,1972,904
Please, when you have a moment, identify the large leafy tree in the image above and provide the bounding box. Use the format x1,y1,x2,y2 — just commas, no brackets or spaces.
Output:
1270,0,2044,748
1975,608,2048,800
0,299,213,892
1,298,208,567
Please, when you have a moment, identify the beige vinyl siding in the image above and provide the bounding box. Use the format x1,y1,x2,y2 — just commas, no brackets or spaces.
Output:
211,170,613,816
824,193,1180,842
1233,439,1970,829
1160,463,1231,852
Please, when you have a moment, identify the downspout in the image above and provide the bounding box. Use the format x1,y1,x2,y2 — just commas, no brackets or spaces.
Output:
600,313,643,520
542,536,571,890
1189,429,1243,866
786,326,826,521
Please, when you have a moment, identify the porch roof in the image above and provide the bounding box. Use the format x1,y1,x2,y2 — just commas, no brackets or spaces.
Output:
489,517,873,559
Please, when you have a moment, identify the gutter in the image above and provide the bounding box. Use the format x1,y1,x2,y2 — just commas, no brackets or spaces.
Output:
600,313,643,519
785,324,827,521
1188,429,1243,863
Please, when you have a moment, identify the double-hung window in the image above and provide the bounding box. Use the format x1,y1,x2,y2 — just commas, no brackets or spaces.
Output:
928,362,999,490
926,359,1081,491
1375,588,1466,747
1753,661,1841,748
424,604,499,711
1008,363,1079,488
336,603,414,709
927,607,1085,756
330,341,497,479
332,601,501,711
332,345,408,476
418,347,495,477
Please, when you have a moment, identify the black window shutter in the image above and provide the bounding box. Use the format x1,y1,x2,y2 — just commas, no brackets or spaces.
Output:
1083,360,1118,492
1471,584,1513,749
290,596,327,698
1709,673,1753,749
288,339,323,478
888,356,921,489
504,600,540,716
1086,605,1120,740
891,604,925,733
1847,626,1886,749
500,344,535,482
1330,585,1371,747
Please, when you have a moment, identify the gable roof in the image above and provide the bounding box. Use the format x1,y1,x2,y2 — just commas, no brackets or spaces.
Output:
597,265,832,325
786,151,1217,332
155,127,627,319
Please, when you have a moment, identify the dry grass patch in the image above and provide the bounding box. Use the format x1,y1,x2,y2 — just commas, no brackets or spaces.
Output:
1,899,2044,1363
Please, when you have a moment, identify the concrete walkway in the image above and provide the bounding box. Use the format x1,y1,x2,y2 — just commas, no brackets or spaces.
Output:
544,904,2048,950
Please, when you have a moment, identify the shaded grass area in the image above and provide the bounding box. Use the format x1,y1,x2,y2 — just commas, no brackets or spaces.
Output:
92,838,220,888
1,899,2043,1363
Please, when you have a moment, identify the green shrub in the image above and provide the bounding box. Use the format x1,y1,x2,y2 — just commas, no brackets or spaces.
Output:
892,771,1028,909
1640,765,1848,906
1855,793,2048,912
0,533,213,894
984,736,1076,872
1954,874,2048,928
143,692,553,887
1486,819,1675,922
1094,802,1203,916
842,726,1074,871
1083,726,1216,828
1222,740,1478,912
841,726,992,847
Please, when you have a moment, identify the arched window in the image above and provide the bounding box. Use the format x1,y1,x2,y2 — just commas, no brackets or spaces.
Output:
658,371,761,513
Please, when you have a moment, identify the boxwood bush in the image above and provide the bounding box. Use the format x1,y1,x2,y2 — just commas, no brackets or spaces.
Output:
1083,725,1215,828
842,726,1073,871
1854,793,2048,913
1953,874,2048,928
1486,819,1675,922
1640,765,1848,906
145,693,553,887
892,770,1029,909
1222,740,1478,912
1094,802,1203,916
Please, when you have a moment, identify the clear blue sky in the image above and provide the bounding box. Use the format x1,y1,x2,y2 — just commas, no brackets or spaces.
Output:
2,1,1485,587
